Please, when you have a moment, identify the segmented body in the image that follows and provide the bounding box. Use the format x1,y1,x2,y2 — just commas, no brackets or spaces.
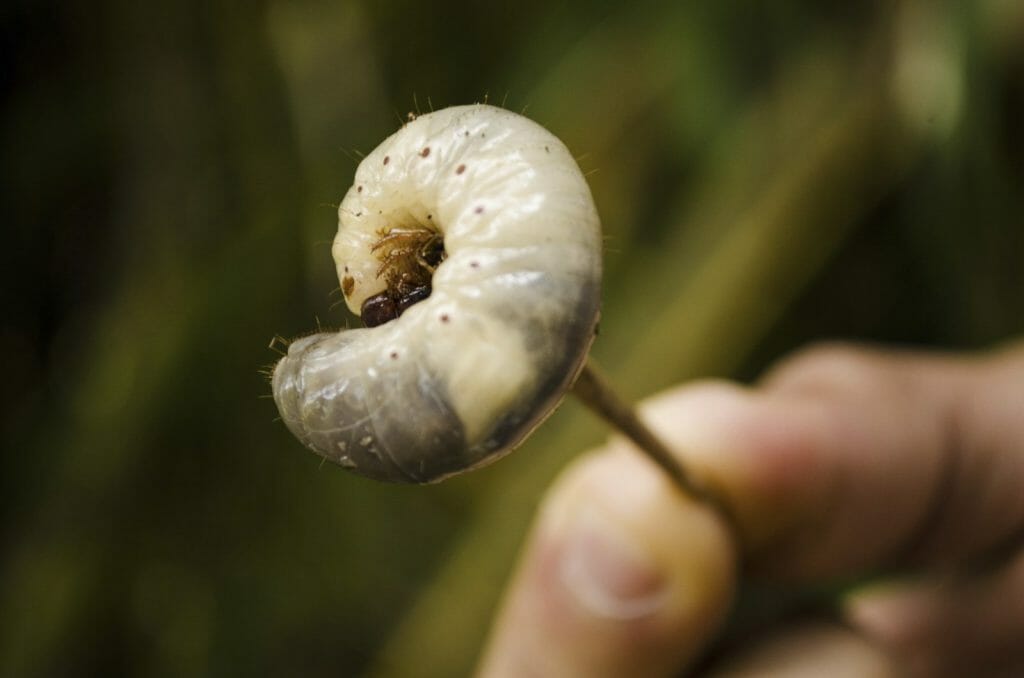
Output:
272,105,601,483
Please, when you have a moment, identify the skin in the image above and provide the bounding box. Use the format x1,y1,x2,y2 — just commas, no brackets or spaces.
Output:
478,340,1024,677
273,106,602,482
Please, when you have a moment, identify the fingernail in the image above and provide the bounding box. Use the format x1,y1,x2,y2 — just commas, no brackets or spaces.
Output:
558,507,669,620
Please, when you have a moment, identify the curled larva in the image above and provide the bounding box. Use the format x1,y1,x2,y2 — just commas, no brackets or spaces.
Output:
272,105,601,483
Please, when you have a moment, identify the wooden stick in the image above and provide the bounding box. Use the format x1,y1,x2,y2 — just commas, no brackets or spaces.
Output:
572,360,737,534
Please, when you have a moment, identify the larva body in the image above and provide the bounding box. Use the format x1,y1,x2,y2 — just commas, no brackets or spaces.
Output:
272,105,601,483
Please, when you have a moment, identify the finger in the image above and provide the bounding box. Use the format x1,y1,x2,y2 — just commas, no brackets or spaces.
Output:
638,341,1024,578
845,549,1024,677
480,341,1023,676
701,621,898,678
477,445,735,678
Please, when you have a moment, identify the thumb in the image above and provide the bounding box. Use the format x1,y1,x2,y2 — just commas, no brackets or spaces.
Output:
477,444,735,678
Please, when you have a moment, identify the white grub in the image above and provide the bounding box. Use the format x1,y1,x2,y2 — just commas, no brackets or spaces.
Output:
272,105,601,483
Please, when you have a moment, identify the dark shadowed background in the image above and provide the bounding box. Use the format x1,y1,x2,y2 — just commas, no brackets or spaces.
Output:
2,0,1022,675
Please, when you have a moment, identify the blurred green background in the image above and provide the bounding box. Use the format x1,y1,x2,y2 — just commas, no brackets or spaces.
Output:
2,0,1022,675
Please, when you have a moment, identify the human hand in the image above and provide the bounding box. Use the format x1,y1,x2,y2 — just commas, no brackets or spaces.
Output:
478,342,1024,677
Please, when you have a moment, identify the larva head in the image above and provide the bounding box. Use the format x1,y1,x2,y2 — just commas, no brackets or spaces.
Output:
274,105,602,483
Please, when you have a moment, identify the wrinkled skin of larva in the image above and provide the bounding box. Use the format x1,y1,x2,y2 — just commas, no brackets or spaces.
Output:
272,105,601,483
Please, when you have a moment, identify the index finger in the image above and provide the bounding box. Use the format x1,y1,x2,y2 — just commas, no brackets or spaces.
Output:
648,341,1024,579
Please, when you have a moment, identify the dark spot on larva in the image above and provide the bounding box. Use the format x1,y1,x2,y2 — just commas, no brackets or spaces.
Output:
357,185,363,192
456,164,466,174
344,265,349,273
355,211,362,217
440,313,450,323
420,147,430,157
390,351,399,360
383,155,390,165
426,214,432,220
342,275,355,297
474,206,484,214
464,130,470,136
469,260,479,268
362,293,398,327
396,286,431,314
481,132,486,137
545,145,550,153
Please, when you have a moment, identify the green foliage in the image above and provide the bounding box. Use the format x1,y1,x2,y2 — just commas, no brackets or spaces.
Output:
2,0,1021,675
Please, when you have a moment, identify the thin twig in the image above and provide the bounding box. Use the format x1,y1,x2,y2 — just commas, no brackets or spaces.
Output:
572,360,738,536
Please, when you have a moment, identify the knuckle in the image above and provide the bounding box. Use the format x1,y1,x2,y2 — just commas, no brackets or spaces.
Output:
762,342,890,395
